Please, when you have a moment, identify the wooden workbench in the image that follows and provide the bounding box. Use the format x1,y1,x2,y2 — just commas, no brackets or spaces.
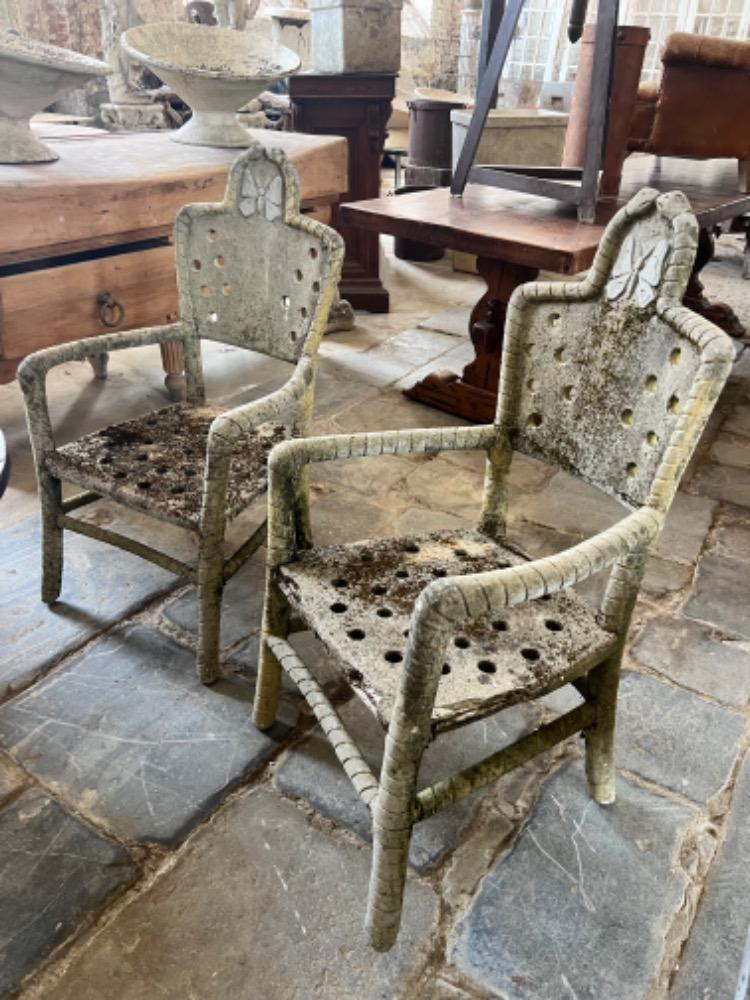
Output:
0,125,348,394
341,155,750,422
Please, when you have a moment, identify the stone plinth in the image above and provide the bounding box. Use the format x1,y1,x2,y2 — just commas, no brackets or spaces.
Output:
99,102,172,131
308,0,402,73
451,108,569,171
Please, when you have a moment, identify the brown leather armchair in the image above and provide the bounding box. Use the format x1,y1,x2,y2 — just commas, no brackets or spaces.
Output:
628,32,750,190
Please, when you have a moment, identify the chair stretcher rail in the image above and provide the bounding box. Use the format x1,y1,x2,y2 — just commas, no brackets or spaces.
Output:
416,701,596,819
266,635,380,810
58,514,197,582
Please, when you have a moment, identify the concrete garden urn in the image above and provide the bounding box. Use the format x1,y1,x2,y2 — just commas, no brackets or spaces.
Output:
121,22,299,147
0,30,109,163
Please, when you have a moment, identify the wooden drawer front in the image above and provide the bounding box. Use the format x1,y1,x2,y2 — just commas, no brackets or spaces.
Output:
0,245,178,363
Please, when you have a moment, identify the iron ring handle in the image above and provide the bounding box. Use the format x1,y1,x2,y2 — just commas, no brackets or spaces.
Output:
97,291,125,329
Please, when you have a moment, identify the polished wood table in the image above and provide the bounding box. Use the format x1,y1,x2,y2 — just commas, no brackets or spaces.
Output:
340,155,750,422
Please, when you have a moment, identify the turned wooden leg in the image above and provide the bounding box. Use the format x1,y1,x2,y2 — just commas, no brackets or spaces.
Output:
404,256,538,422
739,159,749,194
87,353,109,380
160,340,186,401
684,228,746,338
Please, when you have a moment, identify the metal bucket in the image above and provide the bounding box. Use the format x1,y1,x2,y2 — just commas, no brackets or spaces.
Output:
407,99,465,169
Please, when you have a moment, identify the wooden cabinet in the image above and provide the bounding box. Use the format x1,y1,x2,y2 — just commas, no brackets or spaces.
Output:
0,244,178,368
290,73,395,312
0,124,348,391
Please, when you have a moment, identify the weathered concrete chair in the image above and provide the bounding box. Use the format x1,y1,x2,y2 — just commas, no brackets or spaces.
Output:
19,143,344,683
252,189,733,950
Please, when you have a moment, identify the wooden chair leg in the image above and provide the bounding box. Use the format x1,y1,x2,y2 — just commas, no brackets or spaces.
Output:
739,159,749,194
40,473,63,604
253,580,289,730
160,341,186,402
196,542,224,685
584,654,621,805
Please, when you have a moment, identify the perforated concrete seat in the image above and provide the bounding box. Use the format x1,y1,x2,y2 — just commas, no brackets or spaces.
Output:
48,405,287,530
280,530,616,732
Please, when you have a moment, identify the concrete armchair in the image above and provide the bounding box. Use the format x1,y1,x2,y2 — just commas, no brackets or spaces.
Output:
252,188,733,950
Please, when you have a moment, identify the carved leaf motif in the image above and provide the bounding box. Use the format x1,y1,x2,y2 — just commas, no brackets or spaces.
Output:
605,234,670,308
239,159,284,221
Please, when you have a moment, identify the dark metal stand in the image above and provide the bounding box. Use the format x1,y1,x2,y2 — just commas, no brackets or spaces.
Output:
451,0,620,223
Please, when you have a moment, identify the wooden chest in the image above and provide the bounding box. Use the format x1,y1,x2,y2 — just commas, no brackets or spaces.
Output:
0,124,348,392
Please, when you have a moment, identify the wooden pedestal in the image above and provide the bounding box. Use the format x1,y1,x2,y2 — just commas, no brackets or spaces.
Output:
290,73,395,312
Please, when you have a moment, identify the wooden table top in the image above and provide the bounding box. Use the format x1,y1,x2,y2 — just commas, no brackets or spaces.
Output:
0,127,348,265
340,155,750,274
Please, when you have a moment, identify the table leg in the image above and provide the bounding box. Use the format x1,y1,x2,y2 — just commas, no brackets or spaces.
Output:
404,256,538,423
88,353,109,380
684,228,745,338
161,340,186,401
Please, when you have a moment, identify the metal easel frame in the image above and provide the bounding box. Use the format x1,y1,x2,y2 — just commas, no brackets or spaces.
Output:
451,0,620,223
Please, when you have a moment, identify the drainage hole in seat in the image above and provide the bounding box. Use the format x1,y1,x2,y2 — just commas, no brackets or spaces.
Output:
454,636,470,649
330,602,347,613
544,619,563,632
404,542,420,553
521,647,540,661
332,578,348,588
492,620,508,631
385,650,403,664
171,486,185,495
371,584,387,596
377,608,393,618
478,660,496,674
137,481,151,490
395,569,409,579
441,663,451,675
432,567,447,577
347,629,365,641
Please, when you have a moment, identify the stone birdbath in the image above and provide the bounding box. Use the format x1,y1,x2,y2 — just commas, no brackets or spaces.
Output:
0,30,110,164
120,22,299,147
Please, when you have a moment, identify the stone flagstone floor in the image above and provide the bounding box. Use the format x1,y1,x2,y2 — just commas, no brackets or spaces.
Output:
0,236,749,1000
